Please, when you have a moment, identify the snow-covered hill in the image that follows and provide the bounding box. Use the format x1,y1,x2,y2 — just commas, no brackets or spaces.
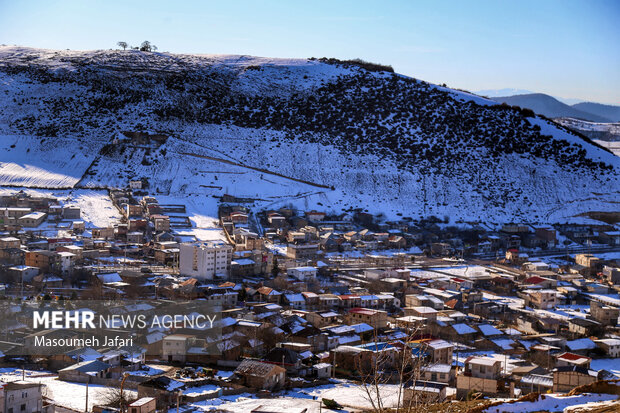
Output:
0,46,618,224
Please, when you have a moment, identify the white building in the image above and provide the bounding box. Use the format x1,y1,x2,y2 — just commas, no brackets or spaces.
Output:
287,266,318,281
179,242,233,280
56,251,76,275
596,338,620,357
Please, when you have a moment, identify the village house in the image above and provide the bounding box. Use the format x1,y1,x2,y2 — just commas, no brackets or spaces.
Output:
552,366,610,392
287,266,318,281
590,300,620,326
306,310,340,328
602,266,620,285
568,318,601,338
233,359,286,390
524,289,557,309
404,380,448,404
595,338,620,357
346,308,388,329
151,214,170,232
0,236,21,249
286,243,319,259
420,363,454,384
405,306,438,321
456,356,503,398
58,360,112,382
128,397,157,413
1,382,44,413
555,352,591,369
18,211,47,227
427,339,454,364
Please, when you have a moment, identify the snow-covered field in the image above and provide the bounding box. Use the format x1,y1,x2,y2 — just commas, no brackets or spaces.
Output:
484,393,618,413
0,135,97,187
0,368,137,411
186,379,402,412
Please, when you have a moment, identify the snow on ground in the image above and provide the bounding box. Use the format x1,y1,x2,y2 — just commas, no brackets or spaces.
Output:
187,394,325,412
157,193,226,242
186,379,400,412
591,358,620,377
0,368,136,411
565,398,620,412
0,187,120,228
482,292,525,310
484,393,618,413
0,135,97,187
290,380,401,410
183,384,221,396
65,189,121,227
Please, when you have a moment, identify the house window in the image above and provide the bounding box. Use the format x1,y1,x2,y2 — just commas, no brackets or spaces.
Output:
21,405,26,411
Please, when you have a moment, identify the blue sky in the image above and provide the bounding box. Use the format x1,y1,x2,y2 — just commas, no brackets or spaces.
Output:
1,0,618,104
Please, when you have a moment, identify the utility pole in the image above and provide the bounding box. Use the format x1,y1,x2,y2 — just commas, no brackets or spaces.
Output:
85,376,89,413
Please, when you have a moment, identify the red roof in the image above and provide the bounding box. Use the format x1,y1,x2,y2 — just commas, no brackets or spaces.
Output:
525,276,546,285
349,307,379,316
339,295,360,300
445,299,458,309
557,352,590,361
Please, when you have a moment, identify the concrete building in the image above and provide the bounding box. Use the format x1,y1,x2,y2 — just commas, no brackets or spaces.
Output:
525,289,557,309
590,301,620,326
18,211,47,227
233,359,286,391
1,381,43,413
595,338,620,357
128,397,156,413
62,206,81,219
287,266,318,281
286,243,319,259
456,356,503,398
179,241,233,280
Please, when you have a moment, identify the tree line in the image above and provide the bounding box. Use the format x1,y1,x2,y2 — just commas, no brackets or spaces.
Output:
116,40,158,52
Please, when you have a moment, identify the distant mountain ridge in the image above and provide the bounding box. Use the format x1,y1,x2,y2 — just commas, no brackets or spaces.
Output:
492,93,616,123
572,102,620,123
476,88,534,97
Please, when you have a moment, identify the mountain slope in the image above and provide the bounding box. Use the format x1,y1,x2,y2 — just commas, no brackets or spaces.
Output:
572,102,620,123
493,93,612,122
0,46,618,224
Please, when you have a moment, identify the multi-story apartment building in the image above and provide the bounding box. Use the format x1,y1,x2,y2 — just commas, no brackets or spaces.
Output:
525,289,557,309
179,241,233,280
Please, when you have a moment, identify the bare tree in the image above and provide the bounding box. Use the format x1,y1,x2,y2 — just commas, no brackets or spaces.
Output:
117,41,128,51
100,385,137,409
140,40,156,52
355,326,450,413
